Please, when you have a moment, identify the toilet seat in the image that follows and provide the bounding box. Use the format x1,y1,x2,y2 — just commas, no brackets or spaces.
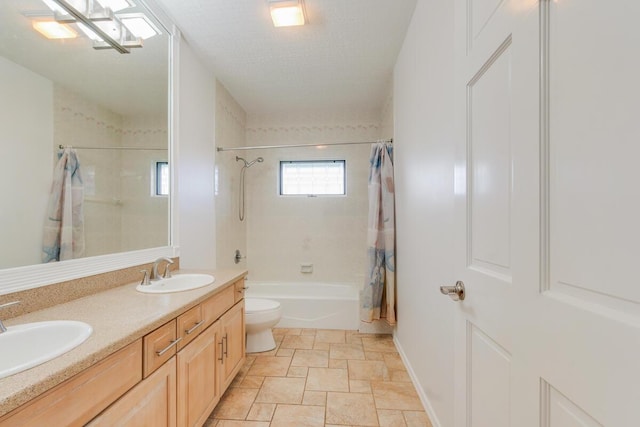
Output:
245,298,280,314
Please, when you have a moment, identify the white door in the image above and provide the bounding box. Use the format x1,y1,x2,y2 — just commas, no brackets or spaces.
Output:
451,1,640,426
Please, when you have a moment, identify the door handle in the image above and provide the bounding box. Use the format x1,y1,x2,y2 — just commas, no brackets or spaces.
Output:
440,281,465,301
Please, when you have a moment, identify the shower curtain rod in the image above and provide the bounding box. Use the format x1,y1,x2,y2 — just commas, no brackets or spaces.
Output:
216,139,392,152
58,145,167,151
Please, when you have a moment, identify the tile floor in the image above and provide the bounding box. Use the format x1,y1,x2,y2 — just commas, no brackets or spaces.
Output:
205,328,433,427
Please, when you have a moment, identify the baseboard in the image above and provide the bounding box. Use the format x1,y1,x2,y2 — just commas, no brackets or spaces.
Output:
393,334,443,427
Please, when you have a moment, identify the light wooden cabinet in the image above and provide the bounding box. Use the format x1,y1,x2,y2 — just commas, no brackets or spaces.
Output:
143,319,177,378
88,356,177,427
177,320,221,427
219,300,245,391
177,304,204,351
0,340,142,427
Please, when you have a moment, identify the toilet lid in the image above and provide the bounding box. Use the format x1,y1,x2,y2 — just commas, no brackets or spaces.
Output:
245,298,281,313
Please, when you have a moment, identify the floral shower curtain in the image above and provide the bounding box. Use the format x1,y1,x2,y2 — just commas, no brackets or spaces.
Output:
42,147,85,263
361,141,396,325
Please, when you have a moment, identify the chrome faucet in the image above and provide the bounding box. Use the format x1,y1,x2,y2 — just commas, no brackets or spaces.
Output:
0,301,20,334
151,257,174,281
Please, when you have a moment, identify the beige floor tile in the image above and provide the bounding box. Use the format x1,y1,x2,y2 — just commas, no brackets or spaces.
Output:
302,390,327,406
313,341,331,350
215,421,270,427
403,411,433,427
315,329,346,343
270,404,325,427
383,354,406,370
252,346,280,357
326,392,379,426
245,403,276,422
246,356,291,377
330,343,366,360
348,360,390,381
291,349,329,367
274,328,302,336
280,335,315,349
255,377,306,404
301,328,317,335
203,419,218,427
276,348,295,357
362,337,398,353
329,359,348,369
350,379,372,393
240,376,265,388
305,367,349,392
212,388,258,420
372,382,423,411
365,351,385,361
377,409,407,427
287,366,309,377
390,369,412,382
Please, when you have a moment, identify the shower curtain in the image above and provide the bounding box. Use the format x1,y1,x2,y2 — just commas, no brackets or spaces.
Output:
361,141,396,325
42,147,85,263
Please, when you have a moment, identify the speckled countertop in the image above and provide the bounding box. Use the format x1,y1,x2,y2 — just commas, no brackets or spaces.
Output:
0,268,247,418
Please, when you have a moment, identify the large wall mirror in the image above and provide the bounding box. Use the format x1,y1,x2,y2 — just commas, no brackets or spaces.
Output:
0,0,173,293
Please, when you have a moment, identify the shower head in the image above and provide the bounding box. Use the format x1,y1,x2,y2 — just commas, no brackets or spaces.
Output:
237,156,264,168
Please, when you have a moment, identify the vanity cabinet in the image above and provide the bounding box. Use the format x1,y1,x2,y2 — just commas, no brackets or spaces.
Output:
87,356,176,427
177,320,221,427
0,275,246,427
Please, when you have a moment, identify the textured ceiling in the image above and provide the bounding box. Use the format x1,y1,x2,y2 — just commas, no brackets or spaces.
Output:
155,0,417,116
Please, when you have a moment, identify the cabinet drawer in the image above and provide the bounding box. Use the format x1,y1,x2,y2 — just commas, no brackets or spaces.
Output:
234,278,247,303
177,304,204,351
202,285,235,328
143,320,177,378
0,340,142,427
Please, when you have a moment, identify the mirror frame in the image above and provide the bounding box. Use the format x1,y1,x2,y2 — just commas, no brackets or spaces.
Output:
0,0,179,296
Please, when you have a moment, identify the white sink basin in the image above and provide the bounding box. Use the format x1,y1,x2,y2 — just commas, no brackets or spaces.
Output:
0,320,92,379
136,273,215,294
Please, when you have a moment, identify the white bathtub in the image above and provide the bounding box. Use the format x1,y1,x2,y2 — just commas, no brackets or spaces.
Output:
244,281,360,330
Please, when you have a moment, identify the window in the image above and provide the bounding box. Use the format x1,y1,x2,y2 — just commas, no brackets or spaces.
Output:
155,161,169,196
280,160,346,196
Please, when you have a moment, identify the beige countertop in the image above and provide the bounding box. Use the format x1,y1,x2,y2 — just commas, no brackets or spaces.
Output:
0,268,247,418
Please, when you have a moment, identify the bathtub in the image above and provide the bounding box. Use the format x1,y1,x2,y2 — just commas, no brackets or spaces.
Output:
244,281,360,330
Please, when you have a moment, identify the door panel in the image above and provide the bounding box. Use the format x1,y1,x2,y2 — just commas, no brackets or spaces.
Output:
543,382,603,427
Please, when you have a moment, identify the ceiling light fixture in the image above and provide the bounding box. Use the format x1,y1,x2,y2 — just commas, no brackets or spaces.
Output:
33,21,78,39
268,0,306,27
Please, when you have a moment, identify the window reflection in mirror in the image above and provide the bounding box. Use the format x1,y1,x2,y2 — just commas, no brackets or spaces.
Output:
0,0,170,269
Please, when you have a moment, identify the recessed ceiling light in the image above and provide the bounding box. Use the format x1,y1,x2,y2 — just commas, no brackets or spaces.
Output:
269,0,306,27
33,20,77,39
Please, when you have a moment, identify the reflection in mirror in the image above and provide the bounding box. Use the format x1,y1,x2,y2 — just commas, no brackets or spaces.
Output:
0,0,170,270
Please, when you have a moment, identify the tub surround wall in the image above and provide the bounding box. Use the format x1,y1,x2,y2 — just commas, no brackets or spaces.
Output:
244,110,380,285
215,82,248,270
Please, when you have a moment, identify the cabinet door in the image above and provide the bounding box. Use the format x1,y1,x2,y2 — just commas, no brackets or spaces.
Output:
177,322,221,427
220,300,245,391
88,356,176,427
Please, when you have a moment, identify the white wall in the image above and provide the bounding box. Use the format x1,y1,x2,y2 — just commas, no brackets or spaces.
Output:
244,110,381,284
0,57,53,269
175,37,217,269
393,0,456,426
215,82,248,269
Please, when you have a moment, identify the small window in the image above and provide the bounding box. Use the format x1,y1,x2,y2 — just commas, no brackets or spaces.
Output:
155,161,169,196
280,160,346,196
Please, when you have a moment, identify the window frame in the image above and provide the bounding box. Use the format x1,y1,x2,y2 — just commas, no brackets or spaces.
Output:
279,159,347,197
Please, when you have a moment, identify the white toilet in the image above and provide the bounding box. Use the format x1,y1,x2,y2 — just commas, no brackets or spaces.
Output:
244,298,282,353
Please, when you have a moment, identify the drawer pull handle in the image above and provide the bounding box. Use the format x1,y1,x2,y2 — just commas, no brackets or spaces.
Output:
156,338,181,356
218,340,224,362
223,333,228,358
237,286,248,293
185,320,204,335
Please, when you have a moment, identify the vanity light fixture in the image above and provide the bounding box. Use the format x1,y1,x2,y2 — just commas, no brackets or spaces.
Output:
33,20,78,39
43,0,141,53
119,13,160,39
268,0,306,27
